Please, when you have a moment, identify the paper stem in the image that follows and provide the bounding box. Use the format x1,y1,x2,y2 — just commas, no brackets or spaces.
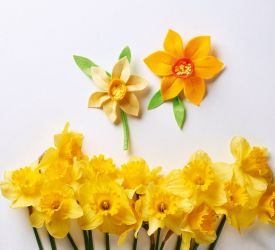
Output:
88,230,94,250
83,231,89,250
121,110,129,150
155,228,161,250
67,233,78,250
105,233,110,250
133,235,138,250
32,227,44,250
48,234,57,250
175,235,182,250
208,216,226,250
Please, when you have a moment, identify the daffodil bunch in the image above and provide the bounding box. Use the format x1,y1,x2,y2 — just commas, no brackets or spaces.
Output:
1,124,274,250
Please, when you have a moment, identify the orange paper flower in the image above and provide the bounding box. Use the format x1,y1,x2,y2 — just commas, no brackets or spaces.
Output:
144,29,224,105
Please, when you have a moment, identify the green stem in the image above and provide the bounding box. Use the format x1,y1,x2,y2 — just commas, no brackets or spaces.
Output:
48,234,57,250
121,110,129,150
208,216,226,250
155,228,161,250
133,235,138,250
175,235,182,250
83,231,89,250
32,227,44,250
88,230,94,250
192,242,199,250
67,233,78,250
105,233,110,250
160,230,173,250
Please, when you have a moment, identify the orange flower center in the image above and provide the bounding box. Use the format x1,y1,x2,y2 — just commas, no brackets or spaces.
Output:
172,58,194,79
108,79,127,101
101,200,110,210
158,202,167,213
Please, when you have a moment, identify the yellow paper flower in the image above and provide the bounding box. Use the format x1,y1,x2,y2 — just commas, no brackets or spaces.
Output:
77,177,136,235
30,182,83,238
88,57,148,123
1,165,43,208
144,29,224,105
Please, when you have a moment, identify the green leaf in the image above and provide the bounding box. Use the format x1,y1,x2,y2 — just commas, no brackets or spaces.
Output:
148,90,164,110
119,46,131,62
73,55,97,78
173,96,186,129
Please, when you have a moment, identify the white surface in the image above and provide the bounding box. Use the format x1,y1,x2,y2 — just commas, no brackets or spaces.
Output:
0,0,275,249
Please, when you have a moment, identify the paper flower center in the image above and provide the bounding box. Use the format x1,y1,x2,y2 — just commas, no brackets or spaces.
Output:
101,200,110,210
172,58,194,79
108,79,127,101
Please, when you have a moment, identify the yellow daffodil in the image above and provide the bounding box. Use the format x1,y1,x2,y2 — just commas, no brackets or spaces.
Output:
77,177,136,235
30,182,83,238
0,165,43,208
88,57,148,123
257,184,275,225
144,29,224,105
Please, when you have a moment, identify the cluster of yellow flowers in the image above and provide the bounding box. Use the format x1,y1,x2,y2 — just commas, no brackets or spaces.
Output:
1,124,274,250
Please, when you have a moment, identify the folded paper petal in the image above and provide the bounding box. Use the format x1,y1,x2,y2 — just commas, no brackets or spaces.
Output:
161,76,183,101
119,93,139,116
112,57,131,82
183,77,206,105
193,56,224,79
91,67,110,90
164,29,184,58
88,92,110,108
184,36,211,60
126,75,148,92
102,100,119,123
144,51,174,76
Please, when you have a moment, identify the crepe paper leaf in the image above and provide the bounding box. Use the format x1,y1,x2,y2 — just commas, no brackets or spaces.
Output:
119,46,131,63
173,96,186,129
73,55,97,79
148,90,164,110
121,110,129,150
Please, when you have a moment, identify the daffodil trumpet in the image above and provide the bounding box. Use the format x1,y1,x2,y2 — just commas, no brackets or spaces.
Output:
74,46,148,150
145,29,224,129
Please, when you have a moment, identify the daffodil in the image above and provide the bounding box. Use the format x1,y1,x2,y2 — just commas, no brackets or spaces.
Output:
77,177,136,235
30,182,83,238
144,29,224,105
88,57,148,123
1,165,43,208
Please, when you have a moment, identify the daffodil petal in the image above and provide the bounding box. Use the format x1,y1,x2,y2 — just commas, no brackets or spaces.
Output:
193,56,224,79
230,137,250,160
91,67,110,90
148,218,161,235
46,219,70,238
183,77,206,105
88,92,110,108
161,76,183,101
112,57,131,82
57,199,83,220
184,36,211,60
119,93,139,116
126,75,148,92
30,210,45,228
102,100,119,123
144,51,174,76
164,29,184,58
78,210,103,230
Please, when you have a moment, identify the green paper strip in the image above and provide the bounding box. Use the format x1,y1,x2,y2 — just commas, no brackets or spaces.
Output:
173,96,186,129
148,90,164,110
73,55,97,79
119,46,131,62
121,110,129,150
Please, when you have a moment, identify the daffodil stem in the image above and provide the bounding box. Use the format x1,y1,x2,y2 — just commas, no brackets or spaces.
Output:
155,228,161,250
88,230,94,250
67,233,78,250
105,233,110,250
48,234,57,250
160,230,173,250
32,227,44,250
121,110,129,150
192,242,199,250
208,216,226,250
175,235,182,250
83,231,89,250
133,235,138,250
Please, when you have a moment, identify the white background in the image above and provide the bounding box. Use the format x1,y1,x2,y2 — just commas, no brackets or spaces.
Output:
0,0,275,249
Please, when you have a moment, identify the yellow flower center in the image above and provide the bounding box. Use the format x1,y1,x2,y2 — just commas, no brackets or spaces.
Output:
101,200,110,210
172,58,194,79
158,202,167,213
224,182,248,208
195,176,205,186
108,79,127,101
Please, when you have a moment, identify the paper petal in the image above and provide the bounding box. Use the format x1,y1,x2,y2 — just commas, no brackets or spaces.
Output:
73,55,97,78
164,29,184,58
183,77,206,105
103,100,119,123
112,57,131,82
126,75,148,92
88,92,109,108
161,76,183,101
184,36,211,60
119,93,139,116
91,67,110,90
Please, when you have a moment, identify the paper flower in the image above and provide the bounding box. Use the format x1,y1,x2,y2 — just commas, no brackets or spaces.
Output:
74,47,148,150
144,29,224,128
